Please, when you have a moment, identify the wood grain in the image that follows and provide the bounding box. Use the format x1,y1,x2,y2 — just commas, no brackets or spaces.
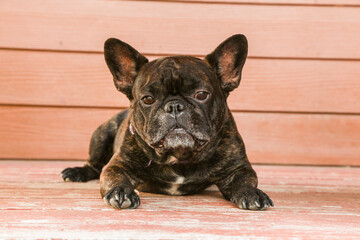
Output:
0,160,359,239
178,0,360,6
0,106,358,165
1,161,359,188
1,49,359,113
1,0,360,59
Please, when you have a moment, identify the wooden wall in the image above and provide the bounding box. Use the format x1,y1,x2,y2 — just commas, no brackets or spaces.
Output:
0,0,359,165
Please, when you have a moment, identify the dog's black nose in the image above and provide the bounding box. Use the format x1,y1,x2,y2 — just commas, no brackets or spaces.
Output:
164,101,185,115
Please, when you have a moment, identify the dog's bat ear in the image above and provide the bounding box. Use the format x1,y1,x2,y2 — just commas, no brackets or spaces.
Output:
104,38,148,99
205,34,248,93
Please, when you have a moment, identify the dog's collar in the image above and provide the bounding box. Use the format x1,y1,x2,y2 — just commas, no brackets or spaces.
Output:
129,123,135,135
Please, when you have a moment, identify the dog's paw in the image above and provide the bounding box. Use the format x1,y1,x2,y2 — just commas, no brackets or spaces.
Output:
231,188,273,210
104,187,140,209
61,166,99,182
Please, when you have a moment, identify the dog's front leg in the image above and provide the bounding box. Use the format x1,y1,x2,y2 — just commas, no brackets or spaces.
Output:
100,156,140,209
216,164,273,210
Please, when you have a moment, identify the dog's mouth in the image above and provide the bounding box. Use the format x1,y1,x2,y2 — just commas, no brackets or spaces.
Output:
151,128,208,152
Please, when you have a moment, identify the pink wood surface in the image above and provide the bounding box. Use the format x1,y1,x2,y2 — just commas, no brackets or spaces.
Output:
0,106,359,165
1,1,360,59
1,50,359,113
179,0,360,5
0,160,359,239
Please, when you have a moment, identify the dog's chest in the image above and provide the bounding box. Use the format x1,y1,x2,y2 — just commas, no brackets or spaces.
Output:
148,157,211,195
151,165,189,195
154,167,209,196
166,176,185,195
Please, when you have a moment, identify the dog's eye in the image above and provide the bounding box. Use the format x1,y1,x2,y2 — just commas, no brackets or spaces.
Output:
194,91,209,101
142,96,155,105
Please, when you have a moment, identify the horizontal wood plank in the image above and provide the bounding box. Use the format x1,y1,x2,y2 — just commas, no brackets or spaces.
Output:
1,50,360,113
0,106,358,165
1,161,360,188
1,1,360,59
0,160,359,239
180,0,360,5
0,50,128,109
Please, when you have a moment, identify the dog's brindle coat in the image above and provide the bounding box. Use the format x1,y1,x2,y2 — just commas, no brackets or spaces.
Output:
62,35,273,210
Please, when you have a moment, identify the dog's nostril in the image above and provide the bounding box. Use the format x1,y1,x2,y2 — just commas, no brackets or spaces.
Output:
165,104,173,113
176,103,184,112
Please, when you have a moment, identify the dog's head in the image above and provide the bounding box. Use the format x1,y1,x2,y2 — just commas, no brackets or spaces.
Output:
104,35,247,164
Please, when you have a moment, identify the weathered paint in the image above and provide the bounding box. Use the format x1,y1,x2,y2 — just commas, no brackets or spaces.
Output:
0,160,359,239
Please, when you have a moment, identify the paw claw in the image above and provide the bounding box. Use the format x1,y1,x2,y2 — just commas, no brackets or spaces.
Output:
120,194,132,209
241,199,247,209
269,197,274,207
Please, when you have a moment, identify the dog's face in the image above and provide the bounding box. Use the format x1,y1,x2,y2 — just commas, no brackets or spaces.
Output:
131,56,227,160
104,35,248,164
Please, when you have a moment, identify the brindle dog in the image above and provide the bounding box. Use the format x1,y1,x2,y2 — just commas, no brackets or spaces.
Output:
62,35,274,210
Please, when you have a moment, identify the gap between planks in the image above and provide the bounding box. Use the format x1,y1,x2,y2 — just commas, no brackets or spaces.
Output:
2,47,360,62
0,103,359,116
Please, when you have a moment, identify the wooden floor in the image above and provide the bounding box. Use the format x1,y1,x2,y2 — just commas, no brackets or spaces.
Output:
1,161,359,239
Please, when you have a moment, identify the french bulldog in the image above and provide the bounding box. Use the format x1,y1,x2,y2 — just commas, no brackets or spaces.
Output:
61,34,273,210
